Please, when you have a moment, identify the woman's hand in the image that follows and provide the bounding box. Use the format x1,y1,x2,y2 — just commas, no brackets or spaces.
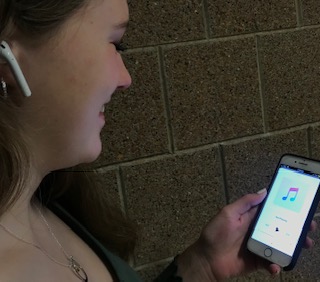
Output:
176,189,316,281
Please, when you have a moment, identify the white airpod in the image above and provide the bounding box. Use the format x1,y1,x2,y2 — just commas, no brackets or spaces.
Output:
0,41,31,97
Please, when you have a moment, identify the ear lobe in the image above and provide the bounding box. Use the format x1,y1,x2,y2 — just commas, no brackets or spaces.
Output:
0,41,32,97
0,63,19,91
0,77,8,99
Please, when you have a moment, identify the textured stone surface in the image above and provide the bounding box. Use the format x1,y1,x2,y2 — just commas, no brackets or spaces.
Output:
136,261,169,282
301,0,320,25
96,51,169,166
93,170,121,208
229,269,281,281
122,147,224,265
207,0,296,37
65,169,121,206
164,37,263,150
310,126,320,160
124,0,205,48
223,130,308,203
258,28,320,131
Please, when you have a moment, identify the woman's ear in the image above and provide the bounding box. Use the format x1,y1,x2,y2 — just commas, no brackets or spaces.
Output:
0,41,31,97
0,61,19,98
0,76,8,99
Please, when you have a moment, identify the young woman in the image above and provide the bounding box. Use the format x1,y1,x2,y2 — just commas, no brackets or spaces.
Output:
0,1,315,281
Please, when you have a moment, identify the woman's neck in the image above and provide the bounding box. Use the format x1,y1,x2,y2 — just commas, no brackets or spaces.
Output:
0,164,46,230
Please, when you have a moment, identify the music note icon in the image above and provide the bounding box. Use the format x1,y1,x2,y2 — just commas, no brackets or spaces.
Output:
282,187,299,201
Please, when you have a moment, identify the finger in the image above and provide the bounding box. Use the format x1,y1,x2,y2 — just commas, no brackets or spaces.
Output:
304,236,314,249
256,258,281,276
310,220,317,232
267,264,281,277
227,189,267,216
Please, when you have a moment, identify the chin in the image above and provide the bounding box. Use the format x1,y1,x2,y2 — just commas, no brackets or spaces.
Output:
49,141,102,171
60,137,103,168
82,142,103,164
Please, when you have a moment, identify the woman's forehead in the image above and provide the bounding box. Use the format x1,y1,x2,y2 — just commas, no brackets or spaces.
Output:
61,0,129,37
88,0,129,22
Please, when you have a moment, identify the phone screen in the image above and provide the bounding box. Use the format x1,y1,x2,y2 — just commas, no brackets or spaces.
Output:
251,164,320,256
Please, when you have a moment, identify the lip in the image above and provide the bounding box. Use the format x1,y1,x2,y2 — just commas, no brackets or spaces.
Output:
99,111,105,119
99,112,106,128
99,96,112,123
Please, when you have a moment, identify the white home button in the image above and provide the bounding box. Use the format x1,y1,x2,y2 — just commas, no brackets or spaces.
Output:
264,248,272,257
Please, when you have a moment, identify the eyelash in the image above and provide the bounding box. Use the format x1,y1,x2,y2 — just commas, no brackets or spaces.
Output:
114,42,127,52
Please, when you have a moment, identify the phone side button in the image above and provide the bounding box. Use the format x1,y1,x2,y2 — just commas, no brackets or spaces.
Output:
264,248,272,257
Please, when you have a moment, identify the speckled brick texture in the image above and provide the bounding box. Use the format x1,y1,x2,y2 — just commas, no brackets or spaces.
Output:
164,38,263,150
93,0,320,279
301,0,320,25
122,148,224,265
92,170,122,208
207,0,297,37
96,51,169,166
311,126,320,160
229,269,281,282
124,0,205,48
136,261,169,282
258,28,320,131
223,130,308,203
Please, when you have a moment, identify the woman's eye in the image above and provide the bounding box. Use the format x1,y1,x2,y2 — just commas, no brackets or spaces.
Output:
114,42,127,52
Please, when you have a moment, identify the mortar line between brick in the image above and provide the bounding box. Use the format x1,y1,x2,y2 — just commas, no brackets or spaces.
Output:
124,24,320,53
117,167,136,267
280,272,284,282
116,168,127,214
307,126,313,158
295,0,303,27
134,257,173,271
95,121,320,171
158,46,175,153
202,0,210,39
218,145,229,205
218,122,320,146
255,35,268,133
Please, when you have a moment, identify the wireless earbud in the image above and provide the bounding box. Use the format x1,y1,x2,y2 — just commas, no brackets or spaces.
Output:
0,41,31,97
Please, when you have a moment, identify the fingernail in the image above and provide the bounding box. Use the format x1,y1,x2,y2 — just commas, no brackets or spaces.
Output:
272,269,280,278
257,188,267,194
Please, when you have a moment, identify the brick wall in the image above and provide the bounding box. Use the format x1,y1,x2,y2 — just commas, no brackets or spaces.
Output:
93,1,320,280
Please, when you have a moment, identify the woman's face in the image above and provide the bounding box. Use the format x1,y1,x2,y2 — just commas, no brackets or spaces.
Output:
14,0,131,172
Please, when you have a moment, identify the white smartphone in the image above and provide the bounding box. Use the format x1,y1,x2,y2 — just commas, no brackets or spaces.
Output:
247,154,320,270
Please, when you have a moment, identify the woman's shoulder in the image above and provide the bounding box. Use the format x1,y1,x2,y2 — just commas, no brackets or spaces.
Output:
0,249,25,281
0,206,114,282
0,242,52,282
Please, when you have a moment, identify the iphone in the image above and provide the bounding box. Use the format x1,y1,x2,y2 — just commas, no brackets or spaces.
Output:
247,154,320,270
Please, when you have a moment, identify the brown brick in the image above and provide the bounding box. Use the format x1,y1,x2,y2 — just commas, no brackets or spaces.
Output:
164,38,263,150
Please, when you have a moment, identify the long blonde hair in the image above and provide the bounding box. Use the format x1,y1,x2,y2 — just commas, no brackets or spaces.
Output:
0,0,137,260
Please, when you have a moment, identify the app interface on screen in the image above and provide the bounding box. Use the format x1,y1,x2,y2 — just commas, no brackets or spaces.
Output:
251,165,320,256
